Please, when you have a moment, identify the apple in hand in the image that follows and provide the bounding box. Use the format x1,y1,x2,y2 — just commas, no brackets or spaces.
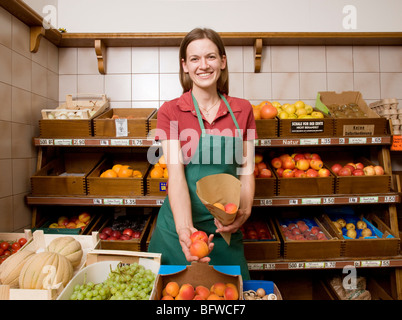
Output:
190,231,208,243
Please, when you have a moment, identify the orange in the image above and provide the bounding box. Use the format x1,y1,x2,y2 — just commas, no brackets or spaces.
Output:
158,155,167,169
150,166,164,178
132,170,143,178
100,169,118,178
163,168,168,179
112,164,123,174
118,166,134,177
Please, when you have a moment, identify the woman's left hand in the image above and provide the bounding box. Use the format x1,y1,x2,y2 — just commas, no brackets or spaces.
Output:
214,208,250,234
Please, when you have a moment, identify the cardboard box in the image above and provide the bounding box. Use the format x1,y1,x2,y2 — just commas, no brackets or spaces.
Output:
316,91,388,136
57,250,161,300
151,262,243,300
94,108,156,137
30,152,103,196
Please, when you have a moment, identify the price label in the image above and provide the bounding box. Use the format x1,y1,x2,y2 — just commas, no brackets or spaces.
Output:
39,138,53,145
371,137,382,143
360,196,378,203
156,199,164,206
111,139,130,146
381,260,390,267
300,138,319,145
263,263,276,270
289,199,299,205
324,262,336,268
288,262,304,269
124,199,136,205
132,139,143,146
73,139,85,146
248,263,264,270
339,138,345,144
301,198,321,205
152,140,161,146
361,260,381,267
391,135,402,151
100,139,109,146
259,199,272,206
103,199,123,205
384,196,396,203
54,139,72,146
259,139,271,146
93,198,103,205
348,137,367,144
305,262,325,269
320,138,331,145
323,197,335,204
348,197,358,203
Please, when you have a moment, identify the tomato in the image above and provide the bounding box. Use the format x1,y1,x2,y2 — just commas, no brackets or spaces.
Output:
0,257,7,264
11,242,21,251
0,241,10,251
3,250,11,257
18,238,27,246
0,248,3,255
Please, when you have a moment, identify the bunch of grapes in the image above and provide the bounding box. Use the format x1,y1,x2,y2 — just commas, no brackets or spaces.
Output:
69,262,156,300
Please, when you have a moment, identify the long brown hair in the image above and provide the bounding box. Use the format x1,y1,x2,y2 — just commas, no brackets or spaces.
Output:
179,28,229,94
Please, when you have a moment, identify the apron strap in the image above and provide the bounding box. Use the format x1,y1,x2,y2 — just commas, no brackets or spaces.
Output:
191,92,242,138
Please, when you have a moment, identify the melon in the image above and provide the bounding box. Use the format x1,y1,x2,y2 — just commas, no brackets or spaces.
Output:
19,252,73,289
0,250,36,287
46,236,83,267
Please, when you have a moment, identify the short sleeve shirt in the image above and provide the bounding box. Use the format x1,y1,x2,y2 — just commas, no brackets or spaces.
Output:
155,91,257,164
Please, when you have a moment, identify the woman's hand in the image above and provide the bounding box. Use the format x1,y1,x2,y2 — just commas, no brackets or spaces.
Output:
177,227,214,263
214,208,251,234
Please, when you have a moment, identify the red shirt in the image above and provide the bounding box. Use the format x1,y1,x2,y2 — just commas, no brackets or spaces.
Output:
155,91,257,163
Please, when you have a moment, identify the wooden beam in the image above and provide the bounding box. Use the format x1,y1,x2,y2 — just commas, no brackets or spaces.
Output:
30,26,45,53
254,38,263,73
94,39,106,74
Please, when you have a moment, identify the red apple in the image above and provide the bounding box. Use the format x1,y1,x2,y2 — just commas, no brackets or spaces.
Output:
373,165,384,175
99,232,109,240
123,228,134,237
132,231,141,238
352,169,364,176
296,159,310,171
279,153,292,163
310,153,321,160
258,168,272,178
294,169,307,178
257,162,267,171
282,157,295,170
253,165,259,177
344,164,355,172
331,163,343,175
111,230,121,239
282,169,294,178
346,163,356,169
102,227,113,236
318,168,330,177
276,167,284,177
120,234,131,240
293,153,306,162
306,168,318,177
338,167,352,176
355,162,364,170
271,157,282,169
310,159,323,170
255,152,263,164
190,231,208,243
363,165,375,176
303,153,312,159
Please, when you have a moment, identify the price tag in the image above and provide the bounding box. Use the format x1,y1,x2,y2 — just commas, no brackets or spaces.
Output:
263,263,276,270
384,196,396,203
93,198,103,205
300,138,319,145
156,199,164,206
288,262,304,269
381,260,390,267
39,138,53,145
320,138,331,145
323,197,335,204
391,135,402,151
259,139,271,146
73,139,85,146
111,139,130,146
305,262,325,269
348,197,358,203
301,198,321,205
289,199,299,205
152,140,161,146
371,137,382,143
248,263,264,270
361,260,381,267
324,262,336,268
124,199,136,205
360,196,378,203
339,138,345,144
132,139,143,146
54,139,72,146
115,118,128,137
103,199,123,205
259,199,272,206
348,137,367,144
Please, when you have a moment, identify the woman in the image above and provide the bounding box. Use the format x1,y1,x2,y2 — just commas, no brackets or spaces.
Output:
148,28,257,280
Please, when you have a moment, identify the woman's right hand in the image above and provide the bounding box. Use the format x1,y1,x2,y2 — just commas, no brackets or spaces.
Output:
177,227,214,263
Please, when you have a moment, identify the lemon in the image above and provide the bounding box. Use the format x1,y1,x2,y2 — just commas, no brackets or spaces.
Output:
311,111,324,118
279,111,289,119
294,101,305,109
272,101,282,108
288,113,297,119
284,104,296,115
295,108,307,117
305,105,313,114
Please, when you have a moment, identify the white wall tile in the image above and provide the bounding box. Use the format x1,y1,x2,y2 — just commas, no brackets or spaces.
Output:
160,47,179,73
59,48,77,74
12,51,31,91
105,74,132,101
0,7,11,48
244,73,270,100
0,44,12,84
226,46,243,73
353,46,379,72
32,62,48,97
379,46,402,72
0,82,12,121
32,37,48,68
12,87,31,125
132,47,159,73
48,42,59,73
299,46,326,72
78,48,98,74
300,73,327,100
354,73,380,100
132,74,159,101
11,17,30,59
272,73,299,100
160,74,182,101
77,74,105,95
229,73,244,99
327,73,353,92
380,73,402,99
59,75,77,100
106,47,131,74
271,46,299,72
326,46,353,72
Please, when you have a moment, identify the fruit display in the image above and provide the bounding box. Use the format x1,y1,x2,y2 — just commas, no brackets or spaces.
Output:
0,237,28,265
149,155,168,179
327,103,367,118
48,212,92,230
69,262,156,300
254,152,273,178
0,250,35,287
98,214,148,241
277,100,324,119
161,281,239,300
47,236,83,267
271,152,330,178
279,219,328,241
100,163,143,178
331,217,376,239
252,101,278,120
189,231,209,259
240,220,275,241
243,287,276,300
330,162,385,176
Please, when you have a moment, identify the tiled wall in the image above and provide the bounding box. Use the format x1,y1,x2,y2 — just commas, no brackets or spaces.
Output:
59,45,402,108
0,7,59,232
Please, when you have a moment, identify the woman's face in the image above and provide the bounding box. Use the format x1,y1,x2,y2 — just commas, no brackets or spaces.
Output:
182,38,226,92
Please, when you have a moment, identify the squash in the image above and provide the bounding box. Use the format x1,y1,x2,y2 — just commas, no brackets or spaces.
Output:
47,236,83,267
0,250,35,287
19,252,73,289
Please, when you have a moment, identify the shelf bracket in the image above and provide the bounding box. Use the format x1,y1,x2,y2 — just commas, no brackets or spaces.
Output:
254,38,263,73
30,26,45,53
94,39,106,74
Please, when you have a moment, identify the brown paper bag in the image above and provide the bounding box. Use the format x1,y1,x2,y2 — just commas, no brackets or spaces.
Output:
196,173,241,245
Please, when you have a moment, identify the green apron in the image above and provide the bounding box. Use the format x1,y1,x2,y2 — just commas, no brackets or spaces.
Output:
148,92,250,280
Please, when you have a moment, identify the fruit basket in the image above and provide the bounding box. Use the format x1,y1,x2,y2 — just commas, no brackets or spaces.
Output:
316,91,388,137
30,152,104,196
93,108,157,138
241,218,281,260
39,94,109,137
86,151,149,197
94,208,155,252
325,207,400,258
275,214,343,260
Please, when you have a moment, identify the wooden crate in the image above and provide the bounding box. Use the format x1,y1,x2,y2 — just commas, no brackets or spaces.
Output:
243,218,281,261
86,153,149,196
275,215,343,260
278,114,334,137
316,91,388,137
30,153,103,196
93,108,156,137
324,156,391,194
93,212,154,252
255,118,278,138
39,94,109,137
146,175,168,196
147,110,158,139
327,213,400,258
254,175,277,197
274,164,335,196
